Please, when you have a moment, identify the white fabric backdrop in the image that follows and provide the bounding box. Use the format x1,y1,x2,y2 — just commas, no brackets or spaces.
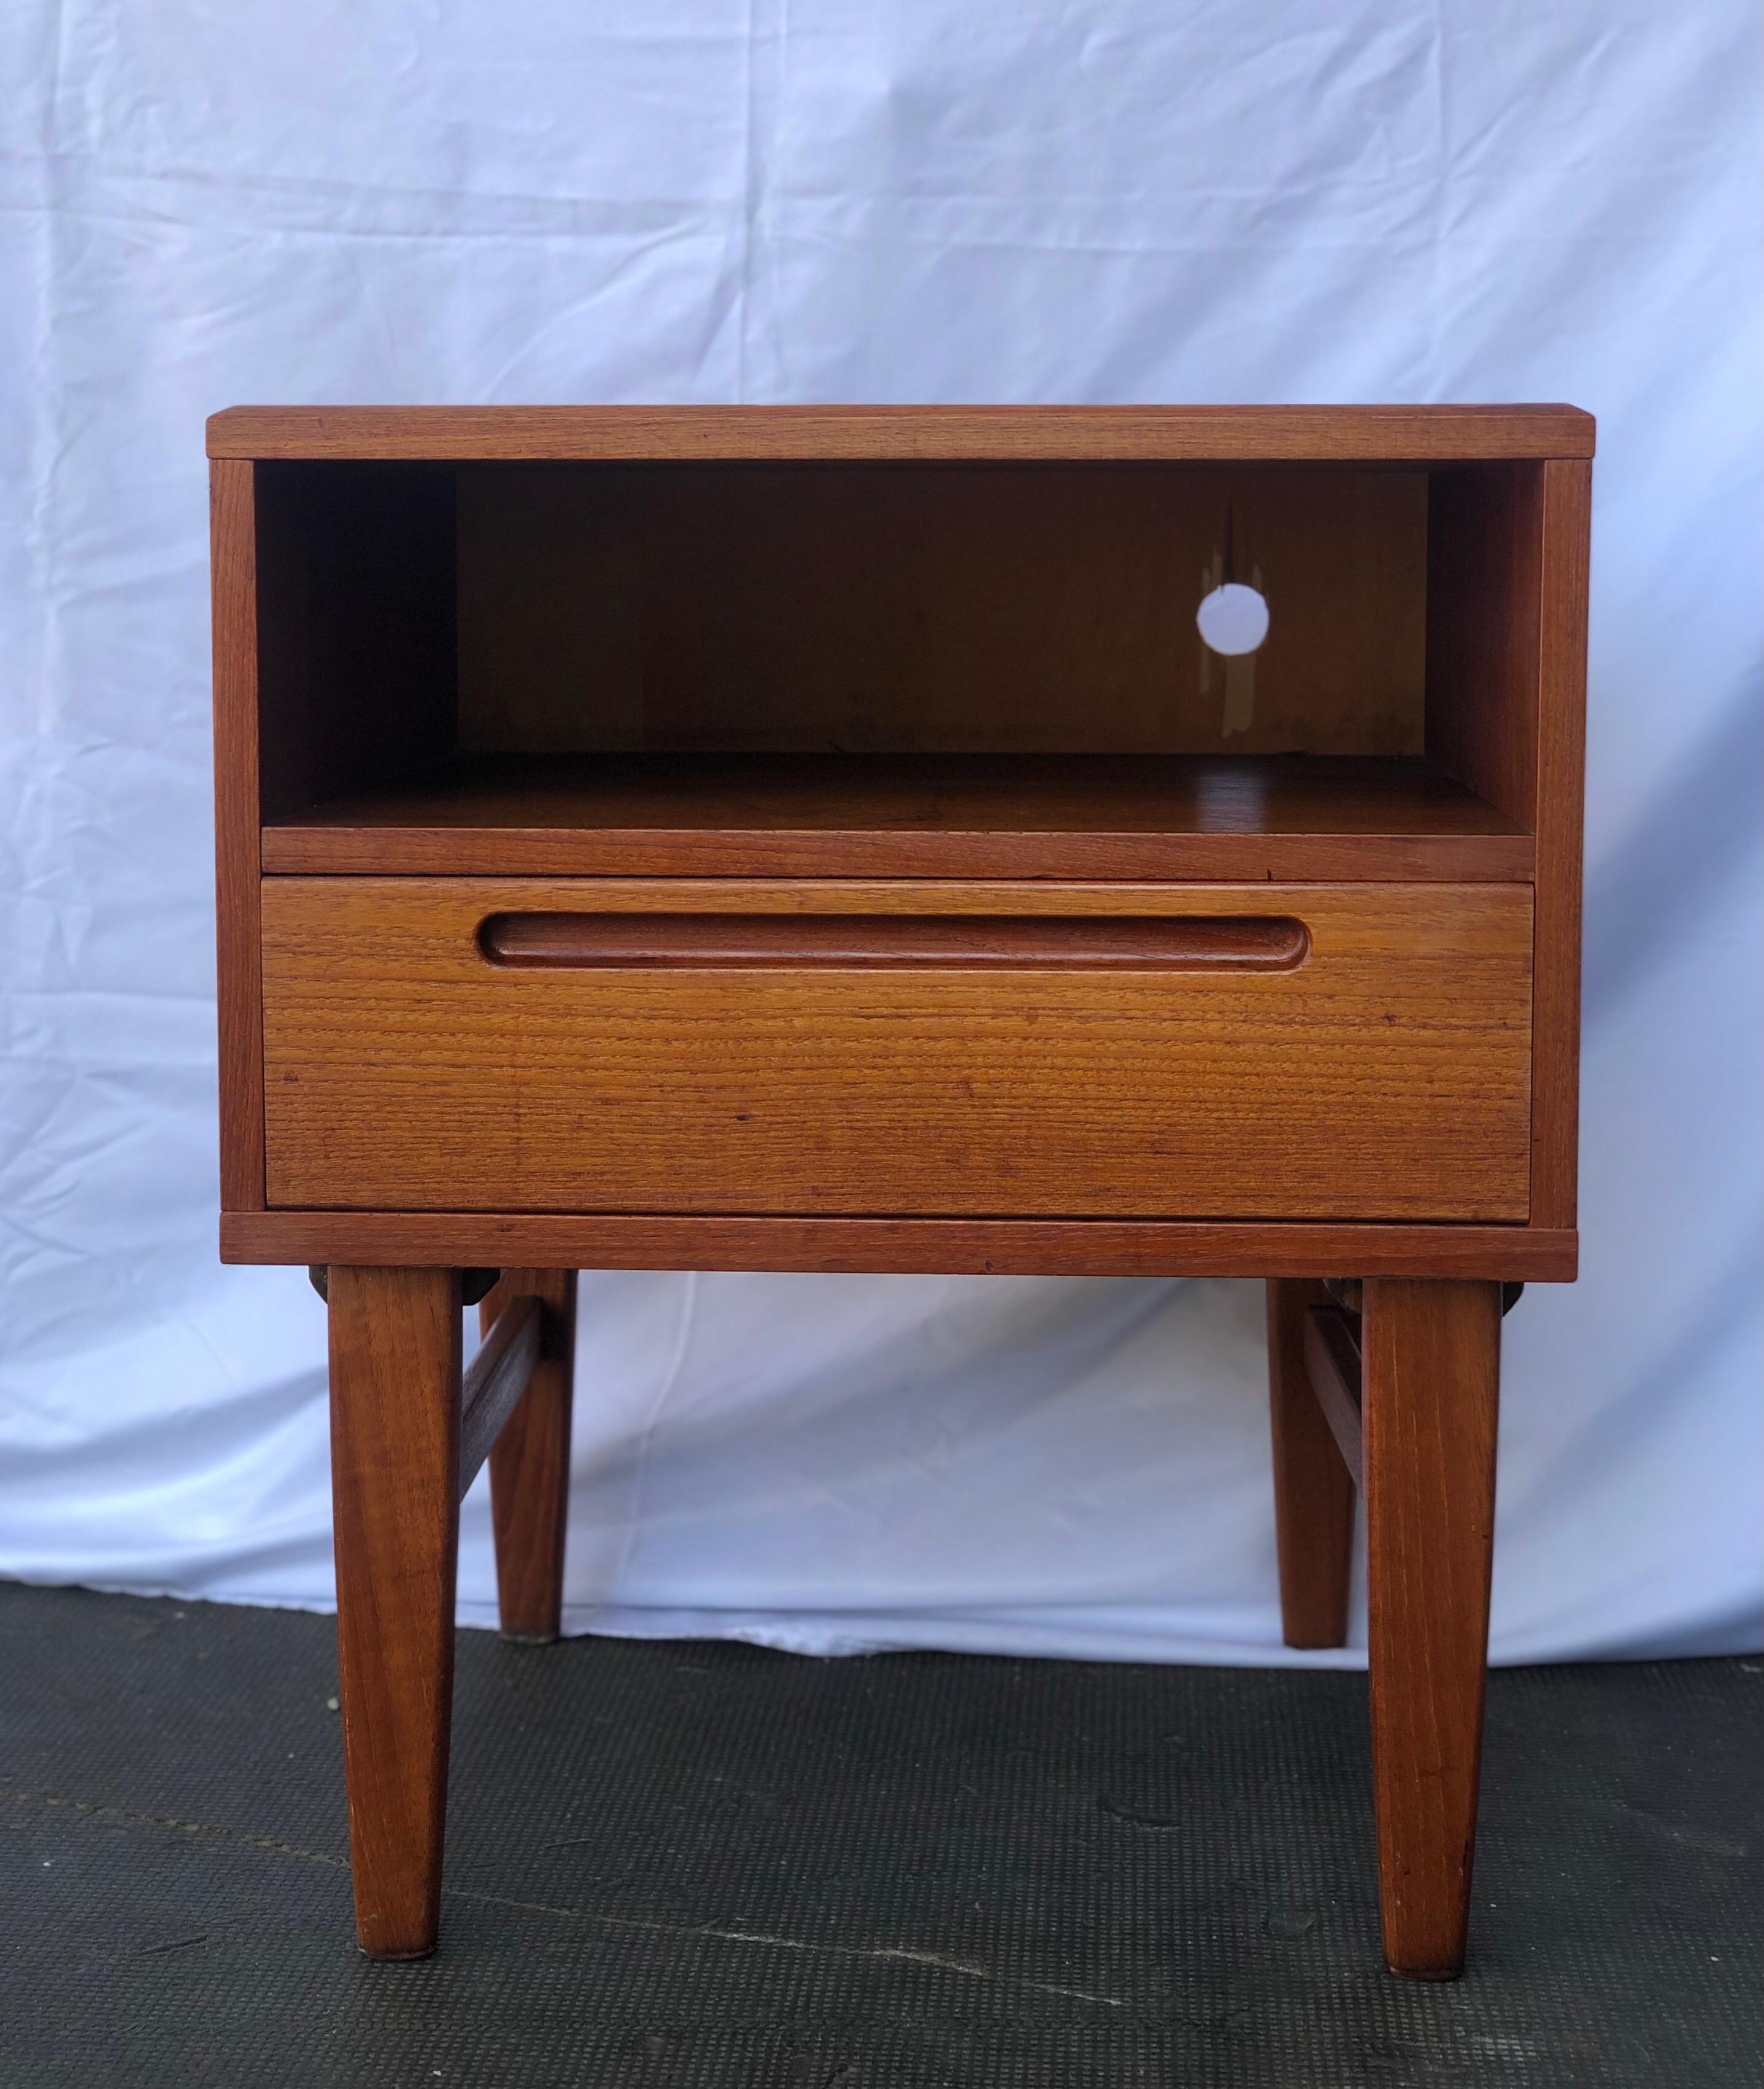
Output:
2,2,1758,1666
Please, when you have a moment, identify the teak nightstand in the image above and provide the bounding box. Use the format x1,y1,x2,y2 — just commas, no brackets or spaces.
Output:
208,404,1592,1977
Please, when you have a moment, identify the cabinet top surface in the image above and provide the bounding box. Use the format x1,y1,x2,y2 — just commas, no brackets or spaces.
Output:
207,403,1594,463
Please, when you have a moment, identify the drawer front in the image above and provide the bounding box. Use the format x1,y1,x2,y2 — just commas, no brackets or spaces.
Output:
260,879,1533,1220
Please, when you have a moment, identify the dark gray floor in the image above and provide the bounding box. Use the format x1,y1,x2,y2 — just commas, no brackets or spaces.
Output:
1,1581,1756,2088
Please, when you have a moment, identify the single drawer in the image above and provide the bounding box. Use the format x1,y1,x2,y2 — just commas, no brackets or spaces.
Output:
260,878,1533,1220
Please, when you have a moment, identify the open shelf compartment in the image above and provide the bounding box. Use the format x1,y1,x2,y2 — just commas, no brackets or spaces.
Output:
245,444,1554,883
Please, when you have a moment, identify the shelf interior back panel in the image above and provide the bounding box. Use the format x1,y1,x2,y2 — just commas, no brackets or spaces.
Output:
455,464,1428,759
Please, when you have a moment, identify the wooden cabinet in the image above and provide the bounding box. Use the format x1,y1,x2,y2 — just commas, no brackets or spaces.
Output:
210,403,1592,1974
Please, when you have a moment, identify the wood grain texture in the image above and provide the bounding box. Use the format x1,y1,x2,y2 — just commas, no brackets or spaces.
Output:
1362,1276,1501,1979
1425,464,1543,832
1303,1302,1365,1489
1530,460,1592,1228
210,460,264,1210
261,753,1533,884
482,1270,577,1642
458,1292,541,1500
223,1214,1578,1281
1266,1280,1355,1650
455,465,1427,760
327,1265,462,1960
207,403,1596,462
260,877,1534,1221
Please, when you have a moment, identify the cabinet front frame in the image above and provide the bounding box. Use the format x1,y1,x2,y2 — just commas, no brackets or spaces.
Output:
209,420,1589,1272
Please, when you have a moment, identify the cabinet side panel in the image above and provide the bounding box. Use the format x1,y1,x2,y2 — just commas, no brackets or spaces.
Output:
1424,463,1543,828
1531,460,1591,1227
211,459,264,1210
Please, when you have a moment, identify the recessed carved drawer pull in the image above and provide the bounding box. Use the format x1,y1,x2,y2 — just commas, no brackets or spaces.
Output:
477,911,1311,973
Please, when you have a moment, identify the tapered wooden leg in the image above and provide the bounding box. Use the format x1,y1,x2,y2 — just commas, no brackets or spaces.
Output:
1266,1278,1356,1649
1362,1276,1501,1979
482,1269,577,1642
328,1265,463,1960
